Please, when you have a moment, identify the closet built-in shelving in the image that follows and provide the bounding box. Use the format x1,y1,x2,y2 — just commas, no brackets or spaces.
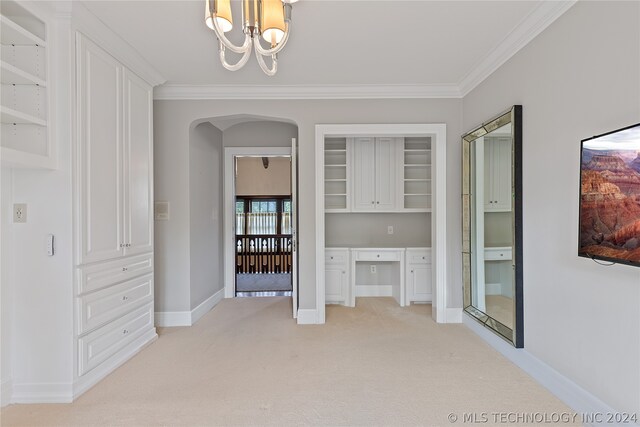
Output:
324,137,349,211
0,2,53,168
402,137,431,211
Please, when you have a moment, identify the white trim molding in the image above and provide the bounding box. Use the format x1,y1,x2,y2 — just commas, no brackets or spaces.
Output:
463,314,622,425
155,288,225,327
154,84,461,101
11,382,73,404
1,379,13,407
315,124,450,325
458,0,577,96
296,309,319,325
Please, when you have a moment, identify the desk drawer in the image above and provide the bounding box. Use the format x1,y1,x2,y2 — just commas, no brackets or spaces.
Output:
78,273,153,335
78,254,153,295
406,249,431,265
485,247,512,261
325,249,349,265
78,302,154,376
354,250,401,262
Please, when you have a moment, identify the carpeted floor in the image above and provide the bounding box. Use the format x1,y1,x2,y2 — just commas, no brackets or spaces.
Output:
236,273,292,292
0,297,575,426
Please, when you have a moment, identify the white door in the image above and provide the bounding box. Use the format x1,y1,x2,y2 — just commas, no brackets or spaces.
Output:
351,137,376,211
291,138,298,319
77,34,124,264
409,265,433,302
324,266,346,304
375,137,397,210
123,69,153,256
493,137,513,211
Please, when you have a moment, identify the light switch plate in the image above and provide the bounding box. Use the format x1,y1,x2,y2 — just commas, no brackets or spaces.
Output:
154,201,170,220
387,226,394,234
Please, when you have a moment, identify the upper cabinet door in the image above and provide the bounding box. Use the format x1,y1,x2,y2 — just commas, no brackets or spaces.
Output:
122,69,153,256
351,137,376,211
374,137,398,210
77,34,124,264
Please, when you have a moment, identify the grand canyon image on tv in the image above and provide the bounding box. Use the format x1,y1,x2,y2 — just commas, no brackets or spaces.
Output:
579,123,640,267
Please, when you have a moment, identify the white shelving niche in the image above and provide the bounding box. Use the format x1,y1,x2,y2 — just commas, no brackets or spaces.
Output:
403,136,432,211
0,1,53,169
324,137,349,212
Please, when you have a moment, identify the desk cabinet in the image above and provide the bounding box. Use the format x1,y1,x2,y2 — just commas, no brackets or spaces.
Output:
325,249,349,305
405,248,432,304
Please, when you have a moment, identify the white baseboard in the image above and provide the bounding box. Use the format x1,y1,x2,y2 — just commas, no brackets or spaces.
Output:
297,309,319,325
74,328,157,400
445,308,463,323
191,288,224,325
355,285,392,297
1,379,12,407
11,382,73,404
154,310,191,327
463,314,624,426
156,288,225,327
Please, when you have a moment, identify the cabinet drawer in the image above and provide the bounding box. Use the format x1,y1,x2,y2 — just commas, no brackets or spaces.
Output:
354,250,401,262
484,247,512,261
78,274,153,335
78,303,154,376
78,253,153,295
325,249,349,265
406,249,431,265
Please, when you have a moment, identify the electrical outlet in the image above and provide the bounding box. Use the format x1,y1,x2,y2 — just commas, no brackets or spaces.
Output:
370,265,377,274
13,203,27,223
387,225,394,235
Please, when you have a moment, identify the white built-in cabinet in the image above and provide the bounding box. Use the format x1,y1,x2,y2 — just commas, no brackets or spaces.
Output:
0,1,55,168
324,138,350,211
352,137,399,211
325,249,349,305
405,248,432,304
76,34,153,265
75,32,155,380
484,136,512,212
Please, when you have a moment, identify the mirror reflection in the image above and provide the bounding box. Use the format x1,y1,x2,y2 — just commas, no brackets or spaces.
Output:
462,106,523,347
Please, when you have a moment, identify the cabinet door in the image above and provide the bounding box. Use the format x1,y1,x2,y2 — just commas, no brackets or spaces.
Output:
325,265,347,304
123,69,153,256
492,138,512,211
407,265,432,303
375,137,398,210
351,137,376,211
77,34,124,264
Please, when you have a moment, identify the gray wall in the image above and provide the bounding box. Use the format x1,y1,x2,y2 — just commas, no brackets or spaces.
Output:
326,213,430,248
189,123,224,310
223,120,297,148
463,1,640,414
153,99,463,312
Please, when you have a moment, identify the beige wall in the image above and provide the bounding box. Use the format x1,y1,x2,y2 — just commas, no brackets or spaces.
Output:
236,157,291,196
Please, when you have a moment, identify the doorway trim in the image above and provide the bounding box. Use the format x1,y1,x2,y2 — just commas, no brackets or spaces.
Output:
223,146,293,301
315,124,450,324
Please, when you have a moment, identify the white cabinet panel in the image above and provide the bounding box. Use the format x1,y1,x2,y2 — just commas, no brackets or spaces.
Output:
374,137,397,210
406,248,432,304
351,137,376,211
77,253,153,295
325,249,349,305
484,136,512,212
77,34,124,264
123,69,153,256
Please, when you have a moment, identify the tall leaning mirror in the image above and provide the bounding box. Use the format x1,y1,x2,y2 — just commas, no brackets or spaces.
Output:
462,105,523,348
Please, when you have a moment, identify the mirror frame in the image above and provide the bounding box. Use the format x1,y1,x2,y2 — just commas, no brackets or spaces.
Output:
462,105,523,348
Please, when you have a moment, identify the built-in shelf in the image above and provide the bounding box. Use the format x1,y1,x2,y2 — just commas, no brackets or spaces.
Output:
0,14,46,46
324,137,349,211
1,106,46,126
402,137,431,211
0,60,46,86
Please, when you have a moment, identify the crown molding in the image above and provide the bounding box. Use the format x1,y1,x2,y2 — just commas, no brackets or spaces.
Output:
458,0,577,97
153,1,576,101
153,84,462,100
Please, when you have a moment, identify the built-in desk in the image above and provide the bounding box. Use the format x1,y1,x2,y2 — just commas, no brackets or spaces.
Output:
325,247,432,307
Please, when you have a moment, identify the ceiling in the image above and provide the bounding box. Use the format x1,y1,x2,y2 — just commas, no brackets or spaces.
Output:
81,1,565,92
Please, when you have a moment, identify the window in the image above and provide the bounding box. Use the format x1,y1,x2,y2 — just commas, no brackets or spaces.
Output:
236,197,291,235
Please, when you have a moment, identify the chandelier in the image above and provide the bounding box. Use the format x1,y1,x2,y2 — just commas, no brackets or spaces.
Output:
205,0,298,76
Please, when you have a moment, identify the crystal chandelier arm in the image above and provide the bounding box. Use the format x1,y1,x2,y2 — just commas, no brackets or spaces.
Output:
211,11,252,54
254,21,291,56
219,42,253,71
254,43,277,77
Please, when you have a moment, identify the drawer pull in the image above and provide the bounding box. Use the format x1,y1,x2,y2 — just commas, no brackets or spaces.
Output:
422,256,425,260
377,254,380,258
122,267,128,272
330,256,334,260
122,296,129,301
122,329,129,335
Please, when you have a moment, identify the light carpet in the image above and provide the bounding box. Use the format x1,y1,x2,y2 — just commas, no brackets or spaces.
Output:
1,297,575,426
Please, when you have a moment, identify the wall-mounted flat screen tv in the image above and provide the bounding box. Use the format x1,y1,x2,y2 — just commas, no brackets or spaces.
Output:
579,123,640,267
